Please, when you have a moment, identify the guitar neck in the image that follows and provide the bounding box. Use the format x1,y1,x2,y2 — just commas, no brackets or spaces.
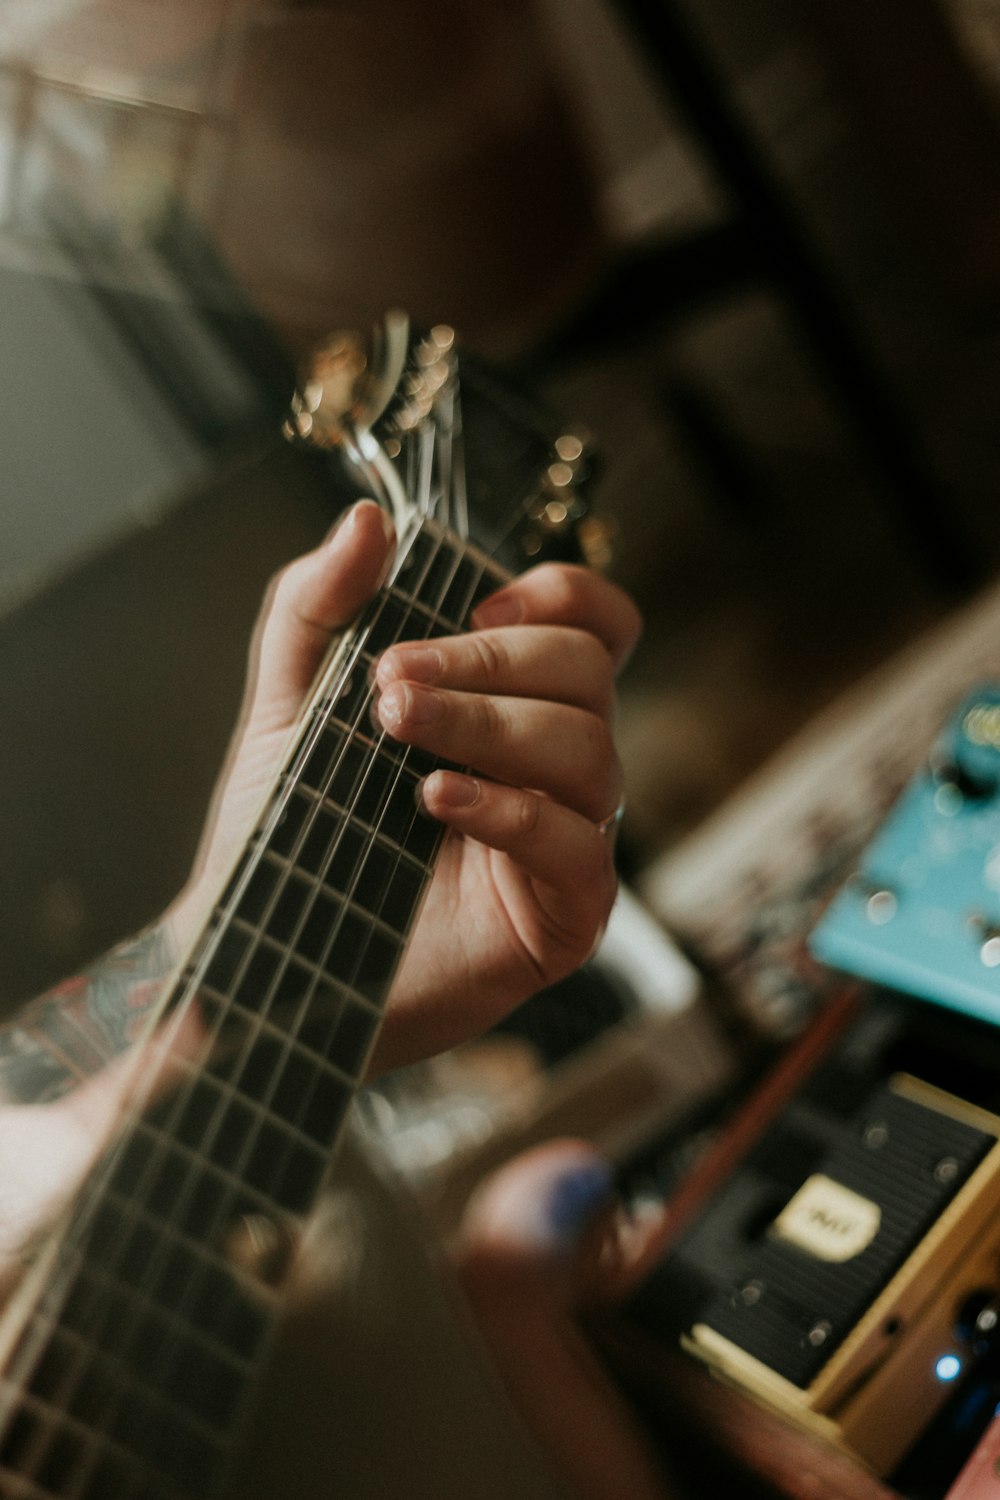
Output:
0,517,508,1500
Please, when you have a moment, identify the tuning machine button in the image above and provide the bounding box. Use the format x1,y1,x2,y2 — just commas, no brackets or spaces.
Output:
519,431,613,567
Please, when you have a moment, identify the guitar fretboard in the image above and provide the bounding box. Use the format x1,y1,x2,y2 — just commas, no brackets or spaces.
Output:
0,518,507,1500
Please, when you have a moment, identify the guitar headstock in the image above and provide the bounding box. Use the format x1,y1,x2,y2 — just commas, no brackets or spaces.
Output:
282,311,612,575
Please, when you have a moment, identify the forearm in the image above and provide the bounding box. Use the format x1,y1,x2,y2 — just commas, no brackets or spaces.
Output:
0,919,180,1107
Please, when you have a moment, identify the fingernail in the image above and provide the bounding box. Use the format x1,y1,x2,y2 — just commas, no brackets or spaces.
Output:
471,591,524,629
376,505,396,545
323,504,356,545
377,682,443,731
324,499,394,548
377,645,442,685
545,1160,615,1248
425,770,480,809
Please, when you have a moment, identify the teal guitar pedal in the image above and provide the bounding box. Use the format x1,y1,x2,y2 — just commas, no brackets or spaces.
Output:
810,687,1000,1025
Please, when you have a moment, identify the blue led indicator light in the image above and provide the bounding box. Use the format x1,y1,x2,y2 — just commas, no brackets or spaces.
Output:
935,1354,963,1383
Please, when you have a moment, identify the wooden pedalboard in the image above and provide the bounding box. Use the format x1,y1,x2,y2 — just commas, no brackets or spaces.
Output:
612,985,1000,1500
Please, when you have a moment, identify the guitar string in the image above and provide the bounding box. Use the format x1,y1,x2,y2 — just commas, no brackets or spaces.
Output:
7,352,523,1494
196,405,459,1102
167,419,474,1153
7,555,464,1488
0,400,503,1492
0,526,466,1493
212,417,492,1153
11,607,511,1495
6,363,555,1488
179,404,484,1144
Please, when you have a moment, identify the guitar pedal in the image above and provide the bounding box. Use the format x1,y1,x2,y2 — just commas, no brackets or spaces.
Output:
811,686,1000,1027
627,996,1000,1482
625,688,1000,1495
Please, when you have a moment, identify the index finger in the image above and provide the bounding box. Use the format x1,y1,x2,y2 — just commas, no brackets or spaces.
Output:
470,564,642,671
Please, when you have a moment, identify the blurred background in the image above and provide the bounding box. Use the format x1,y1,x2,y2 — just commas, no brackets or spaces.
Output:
4,0,1000,1008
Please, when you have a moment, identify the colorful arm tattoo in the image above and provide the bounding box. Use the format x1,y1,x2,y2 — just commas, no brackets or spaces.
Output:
0,924,177,1106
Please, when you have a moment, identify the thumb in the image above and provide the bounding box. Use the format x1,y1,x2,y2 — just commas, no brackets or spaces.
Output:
456,1141,674,1500
170,500,395,937
249,498,396,733
458,1141,618,1308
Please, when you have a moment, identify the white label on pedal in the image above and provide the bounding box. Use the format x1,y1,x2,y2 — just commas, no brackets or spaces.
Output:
770,1174,881,1262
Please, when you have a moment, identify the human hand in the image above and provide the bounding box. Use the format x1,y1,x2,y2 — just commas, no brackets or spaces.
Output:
457,1140,674,1500
173,497,641,1073
373,549,639,1069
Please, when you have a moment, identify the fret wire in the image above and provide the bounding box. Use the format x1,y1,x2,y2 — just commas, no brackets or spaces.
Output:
9,1240,231,1472
6,1367,218,1500
265,522,479,978
3,531,505,1491
261,826,429,903
162,525,465,1117
0,1384,57,1499
195,986,367,1155
149,1049,330,1219
0,396,515,1488
4,1118,285,1464
271,523,498,1056
202,950,380,1027
0,522,500,1482
0,971,222,1454
18,1296,232,1457
175,914,381,1154
5,1299,117,1492
259,525,499,1087
135,1089,328,1214
1,1339,201,1500
55,1124,184,1350
209,930,380,1062
22,1257,252,1438
242,808,423,947
43,1314,248,1464
66,1100,324,1322
96,931,374,1258
194,913,386,1074
277,522,496,973
127,523,441,1190
85,1183,270,1346
223,778,424,967
95,1204,269,1380
204,523,489,1150
0,1456,104,1500
7,1170,274,1476
202,959,377,1045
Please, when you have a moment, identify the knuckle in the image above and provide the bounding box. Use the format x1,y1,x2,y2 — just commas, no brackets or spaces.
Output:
270,554,323,628
511,790,542,839
467,630,508,684
270,558,300,608
471,691,505,746
535,563,589,621
577,631,616,711
587,713,616,773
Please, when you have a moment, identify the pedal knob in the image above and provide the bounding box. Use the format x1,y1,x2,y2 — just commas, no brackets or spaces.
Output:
955,1287,1000,1356
931,689,1000,801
